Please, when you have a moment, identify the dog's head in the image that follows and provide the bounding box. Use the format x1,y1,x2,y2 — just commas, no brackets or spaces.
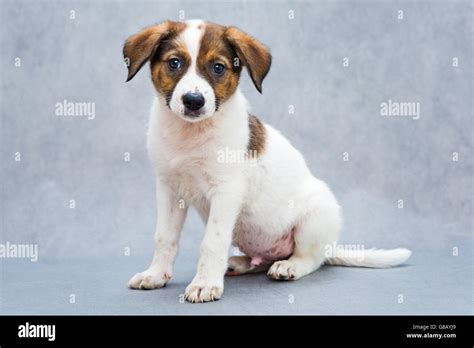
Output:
123,20,271,122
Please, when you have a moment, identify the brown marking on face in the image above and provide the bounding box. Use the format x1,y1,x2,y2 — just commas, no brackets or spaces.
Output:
248,114,266,156
125,21,272,115
197,23,242,110
123,21,186,82
150,37,191,106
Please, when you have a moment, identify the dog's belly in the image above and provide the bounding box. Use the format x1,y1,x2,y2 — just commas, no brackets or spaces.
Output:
234,229,295,267
232,214,296,266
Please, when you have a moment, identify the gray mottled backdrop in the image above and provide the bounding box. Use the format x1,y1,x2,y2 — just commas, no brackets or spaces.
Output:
1,0,472,314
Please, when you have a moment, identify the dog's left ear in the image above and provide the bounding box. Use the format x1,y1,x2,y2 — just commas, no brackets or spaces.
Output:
225,27,272,93
123,21,182,82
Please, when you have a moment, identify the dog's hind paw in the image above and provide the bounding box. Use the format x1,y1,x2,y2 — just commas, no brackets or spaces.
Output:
267,260,297,280
226,255,253,276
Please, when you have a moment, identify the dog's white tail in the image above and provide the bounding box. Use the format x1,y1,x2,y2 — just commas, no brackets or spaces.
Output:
325,248,412,268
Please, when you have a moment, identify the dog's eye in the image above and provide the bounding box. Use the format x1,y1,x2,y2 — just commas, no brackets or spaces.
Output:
212,63,225,76
168,58,181,71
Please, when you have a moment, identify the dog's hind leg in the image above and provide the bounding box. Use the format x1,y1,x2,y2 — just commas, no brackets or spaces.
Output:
267,188,341,280
226,255,270,276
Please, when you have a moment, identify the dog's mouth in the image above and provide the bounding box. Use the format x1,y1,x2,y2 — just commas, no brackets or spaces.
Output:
183,107,205,118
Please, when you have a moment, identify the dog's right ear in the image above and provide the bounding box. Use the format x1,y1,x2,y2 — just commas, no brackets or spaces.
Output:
123,21,181,82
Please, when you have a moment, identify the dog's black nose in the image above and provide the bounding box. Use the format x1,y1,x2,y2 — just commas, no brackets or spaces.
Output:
182,92,205,111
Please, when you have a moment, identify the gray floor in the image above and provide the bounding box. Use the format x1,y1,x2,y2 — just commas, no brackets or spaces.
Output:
1,239,471,315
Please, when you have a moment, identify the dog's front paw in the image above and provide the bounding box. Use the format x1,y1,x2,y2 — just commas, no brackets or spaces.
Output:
127,269,172,290
184,283,223,303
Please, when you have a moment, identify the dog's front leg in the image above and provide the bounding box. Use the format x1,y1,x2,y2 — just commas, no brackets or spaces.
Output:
185,185,243,303
128,178,187,289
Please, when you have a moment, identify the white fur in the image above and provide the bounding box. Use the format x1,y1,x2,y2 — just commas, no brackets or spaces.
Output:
168,20,216,121
128,20,412,302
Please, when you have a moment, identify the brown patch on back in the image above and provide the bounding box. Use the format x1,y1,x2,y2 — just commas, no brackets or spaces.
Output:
197,23,242,110
248,114,266,156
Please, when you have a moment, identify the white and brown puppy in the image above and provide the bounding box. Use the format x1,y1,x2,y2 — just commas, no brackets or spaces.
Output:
124,19,411,303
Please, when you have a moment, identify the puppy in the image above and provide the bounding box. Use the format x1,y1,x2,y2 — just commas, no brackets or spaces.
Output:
124,19,411,303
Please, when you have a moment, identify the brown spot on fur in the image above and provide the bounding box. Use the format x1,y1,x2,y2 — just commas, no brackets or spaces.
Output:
197,23,242,110
248,114,266,156
150,38,191,106
123,21,186,82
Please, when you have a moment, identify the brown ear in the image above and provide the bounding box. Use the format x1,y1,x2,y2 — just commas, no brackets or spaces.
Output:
225,27,272,93
123,21,183,82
